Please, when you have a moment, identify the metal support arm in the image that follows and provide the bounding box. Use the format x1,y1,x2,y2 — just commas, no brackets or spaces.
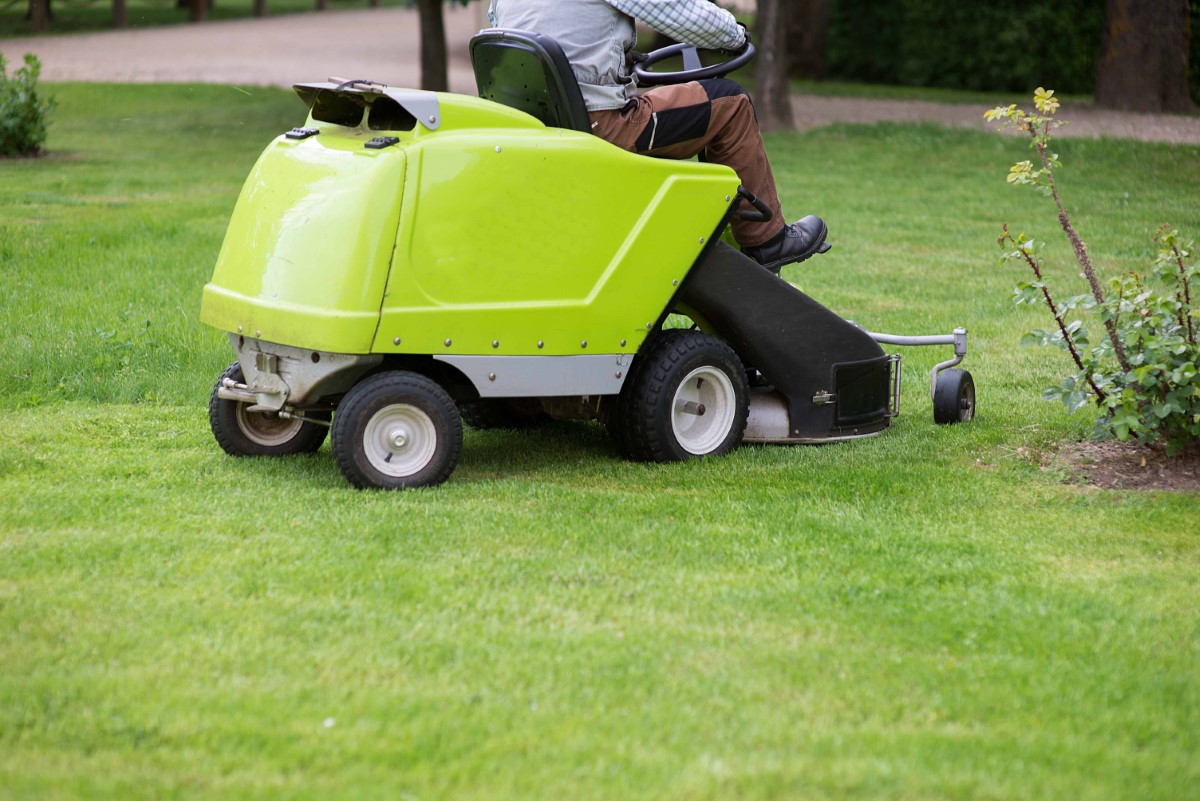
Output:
867,328,968,400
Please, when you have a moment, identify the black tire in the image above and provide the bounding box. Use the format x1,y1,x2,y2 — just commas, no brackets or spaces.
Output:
933,368,976,424
610,330,749,462
209,362,329,456
459,398,548,429
332,371,463,489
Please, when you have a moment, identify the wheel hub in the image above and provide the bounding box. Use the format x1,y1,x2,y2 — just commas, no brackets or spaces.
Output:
671,366,737,455
389,428,411,450
363,404,438,477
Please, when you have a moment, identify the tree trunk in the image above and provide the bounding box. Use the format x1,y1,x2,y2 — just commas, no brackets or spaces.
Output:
786,0,829,80
755,0,794,131
188,0,207,22
254,0,266,17
1095,0,1195,113
113,0,128,28
416,0,449,92
28,0,51,32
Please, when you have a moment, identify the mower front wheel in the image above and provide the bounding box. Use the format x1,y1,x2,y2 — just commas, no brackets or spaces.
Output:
209,362,329,457
332,371,463,489
612,330,749,462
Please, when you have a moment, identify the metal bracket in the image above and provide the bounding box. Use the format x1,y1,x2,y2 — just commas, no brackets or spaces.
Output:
867,327,968,400
294,81,443,131
248,351,289,410
886,353,902,417
812,390,836,406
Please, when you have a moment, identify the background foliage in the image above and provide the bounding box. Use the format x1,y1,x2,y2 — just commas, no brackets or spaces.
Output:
824,0,1200,105
0,52,53,156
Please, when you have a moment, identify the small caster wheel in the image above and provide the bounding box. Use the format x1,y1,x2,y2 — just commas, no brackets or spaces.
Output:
209,362,329,456
933,368,976,424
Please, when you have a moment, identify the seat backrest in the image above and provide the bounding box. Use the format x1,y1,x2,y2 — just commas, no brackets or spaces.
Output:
469,28,592,133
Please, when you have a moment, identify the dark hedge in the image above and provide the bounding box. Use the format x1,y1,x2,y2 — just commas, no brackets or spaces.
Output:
824,0,1197,104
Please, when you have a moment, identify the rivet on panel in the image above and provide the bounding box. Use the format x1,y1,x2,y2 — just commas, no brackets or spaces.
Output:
699,237,705,244
429,115,438,124
495,146,502,153
492,340,500,348
672,279,678,286
393,337,401,345
581,340,588,349
537,340,544,349
444,338,452,347
255,330,261,338
615,371,622,379
620,339,627,347
488,372,496,382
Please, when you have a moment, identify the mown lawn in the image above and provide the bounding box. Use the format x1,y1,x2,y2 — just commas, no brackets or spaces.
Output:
1,83,1197,800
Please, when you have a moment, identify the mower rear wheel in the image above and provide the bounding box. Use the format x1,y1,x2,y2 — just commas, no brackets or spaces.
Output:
332,371,463,489
612,330,748,462
209,362,329,456
933,368,976,424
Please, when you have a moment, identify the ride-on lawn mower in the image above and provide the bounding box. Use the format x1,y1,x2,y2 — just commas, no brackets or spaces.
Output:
201,30,976,489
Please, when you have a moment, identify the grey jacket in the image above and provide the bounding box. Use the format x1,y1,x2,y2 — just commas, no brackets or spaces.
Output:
487,0,639,111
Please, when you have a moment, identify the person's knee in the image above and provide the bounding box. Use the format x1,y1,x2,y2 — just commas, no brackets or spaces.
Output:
700,79,757,124
700,78,748,103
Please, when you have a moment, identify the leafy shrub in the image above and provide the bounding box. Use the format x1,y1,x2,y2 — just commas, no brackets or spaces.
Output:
0,52,54,157
988,89,1199,455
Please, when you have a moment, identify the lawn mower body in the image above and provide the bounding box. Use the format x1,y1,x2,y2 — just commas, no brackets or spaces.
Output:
201,33,972,488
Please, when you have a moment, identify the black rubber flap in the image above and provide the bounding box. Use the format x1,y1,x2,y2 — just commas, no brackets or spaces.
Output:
678,242,889,437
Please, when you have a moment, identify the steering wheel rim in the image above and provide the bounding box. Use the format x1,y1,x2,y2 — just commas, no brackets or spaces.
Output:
632,42,757,86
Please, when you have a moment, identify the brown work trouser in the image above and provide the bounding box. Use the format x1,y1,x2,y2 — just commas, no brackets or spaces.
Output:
588,79,784,248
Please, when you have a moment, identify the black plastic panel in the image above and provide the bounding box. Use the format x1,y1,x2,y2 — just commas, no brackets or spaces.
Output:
678,242,889,438
834,357,891,426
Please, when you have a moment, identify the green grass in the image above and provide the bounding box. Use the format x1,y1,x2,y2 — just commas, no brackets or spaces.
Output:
0,0,406,38
1,83,1198,800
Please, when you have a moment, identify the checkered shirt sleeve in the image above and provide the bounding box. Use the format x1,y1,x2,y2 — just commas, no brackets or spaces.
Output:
604,0,745,51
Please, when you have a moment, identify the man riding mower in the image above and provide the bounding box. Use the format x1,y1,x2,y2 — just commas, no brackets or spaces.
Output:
199,26,976,489
488,0,832,272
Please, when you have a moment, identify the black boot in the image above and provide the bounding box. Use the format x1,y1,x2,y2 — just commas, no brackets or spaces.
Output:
743,215,831,274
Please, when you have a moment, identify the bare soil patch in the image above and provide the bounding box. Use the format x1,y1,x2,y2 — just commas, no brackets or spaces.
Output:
1052,440,1200,492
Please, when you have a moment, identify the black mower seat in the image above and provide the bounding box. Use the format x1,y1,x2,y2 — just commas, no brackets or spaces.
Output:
470,28,592,133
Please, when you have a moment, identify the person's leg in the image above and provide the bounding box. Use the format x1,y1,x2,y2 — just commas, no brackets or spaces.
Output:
589,80,781,246
588,80,828,270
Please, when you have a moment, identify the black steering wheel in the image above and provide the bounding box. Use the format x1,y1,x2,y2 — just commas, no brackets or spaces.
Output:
632,41,757,87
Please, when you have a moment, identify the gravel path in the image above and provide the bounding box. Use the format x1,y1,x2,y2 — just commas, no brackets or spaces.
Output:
3,7,1199,144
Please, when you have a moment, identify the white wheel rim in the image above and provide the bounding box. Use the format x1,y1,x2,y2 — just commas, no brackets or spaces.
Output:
959,382,976,421
235,404,304,447
671,366,737,455
363,403,438,477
